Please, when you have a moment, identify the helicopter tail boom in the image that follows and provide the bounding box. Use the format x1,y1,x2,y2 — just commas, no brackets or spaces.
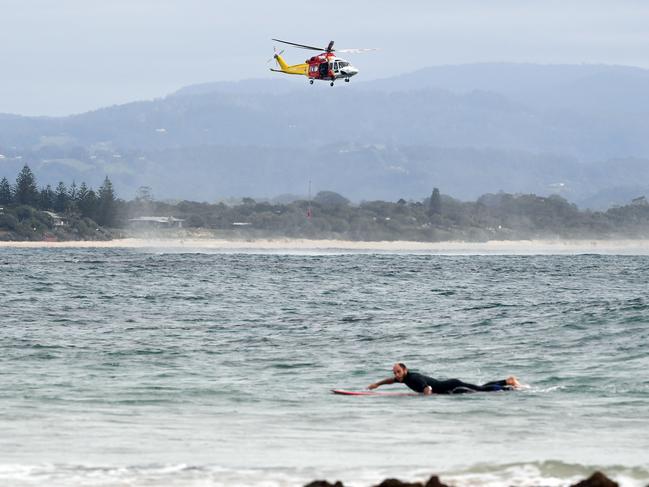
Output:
270,53,308,76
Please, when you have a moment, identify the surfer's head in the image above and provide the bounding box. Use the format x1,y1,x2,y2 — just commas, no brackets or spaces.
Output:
392,363,408,382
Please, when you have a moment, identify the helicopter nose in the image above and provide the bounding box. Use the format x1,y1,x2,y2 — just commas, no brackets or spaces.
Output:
342,66,359,77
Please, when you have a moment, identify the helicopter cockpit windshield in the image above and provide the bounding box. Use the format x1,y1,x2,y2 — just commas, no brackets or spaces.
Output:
331,61,349,74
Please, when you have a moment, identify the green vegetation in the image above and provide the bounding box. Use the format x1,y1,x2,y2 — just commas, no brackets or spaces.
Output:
124,188,649,242
0,166,115,241
2,165,649,242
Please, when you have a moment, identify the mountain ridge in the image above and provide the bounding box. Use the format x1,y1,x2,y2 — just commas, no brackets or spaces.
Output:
1,63,648,208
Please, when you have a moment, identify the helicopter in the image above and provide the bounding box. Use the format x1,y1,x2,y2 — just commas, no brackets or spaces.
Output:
269,39,375,86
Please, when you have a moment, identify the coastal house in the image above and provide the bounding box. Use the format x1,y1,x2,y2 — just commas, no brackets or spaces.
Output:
128,216,185,228
44,211,67,227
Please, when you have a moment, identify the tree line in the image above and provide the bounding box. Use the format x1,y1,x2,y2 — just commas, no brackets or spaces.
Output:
0,165,117,227
123,187,649,241
2,164,649,241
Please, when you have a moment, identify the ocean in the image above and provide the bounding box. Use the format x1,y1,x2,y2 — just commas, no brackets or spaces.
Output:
1,247,648,486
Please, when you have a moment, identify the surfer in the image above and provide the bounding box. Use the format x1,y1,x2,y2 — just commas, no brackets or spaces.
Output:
368,363,521,395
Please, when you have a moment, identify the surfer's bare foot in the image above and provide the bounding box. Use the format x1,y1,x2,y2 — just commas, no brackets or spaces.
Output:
506,376,521,388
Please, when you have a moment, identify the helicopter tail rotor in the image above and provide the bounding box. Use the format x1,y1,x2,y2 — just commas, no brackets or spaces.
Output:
266,46,285,65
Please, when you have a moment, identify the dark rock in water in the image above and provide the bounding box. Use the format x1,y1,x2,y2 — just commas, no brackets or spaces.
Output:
307,472,619,487
570,471,619,487
372,475,449,487
304,475,452,487
373,479,423,487
304,481,344,487
424,475,450,487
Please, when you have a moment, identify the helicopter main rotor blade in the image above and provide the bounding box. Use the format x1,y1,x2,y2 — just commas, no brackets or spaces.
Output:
271,38,327,51
336,48,379,53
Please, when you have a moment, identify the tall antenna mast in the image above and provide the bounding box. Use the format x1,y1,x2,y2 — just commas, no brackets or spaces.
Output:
307,179,312,219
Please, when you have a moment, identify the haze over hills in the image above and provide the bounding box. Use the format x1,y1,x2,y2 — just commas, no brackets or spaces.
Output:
1,63,648,208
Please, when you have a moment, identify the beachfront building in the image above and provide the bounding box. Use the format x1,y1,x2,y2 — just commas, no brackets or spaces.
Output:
128,216,185,229
44,211,67,227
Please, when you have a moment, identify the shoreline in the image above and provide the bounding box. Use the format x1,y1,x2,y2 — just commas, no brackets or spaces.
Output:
1,237,649,254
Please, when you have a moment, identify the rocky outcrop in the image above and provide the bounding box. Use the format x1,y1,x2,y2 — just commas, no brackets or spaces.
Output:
570,471,619,487
372,479,422,487
304,481,344,487
304,471,619,487
373,475,449,487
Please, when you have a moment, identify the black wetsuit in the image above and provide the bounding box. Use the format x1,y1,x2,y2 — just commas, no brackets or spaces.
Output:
402,371,513,394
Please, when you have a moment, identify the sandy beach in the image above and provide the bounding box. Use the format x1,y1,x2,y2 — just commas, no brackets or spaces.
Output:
2,237,649,254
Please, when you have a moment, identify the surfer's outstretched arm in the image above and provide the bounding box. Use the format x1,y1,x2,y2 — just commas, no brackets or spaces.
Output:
368,377,395,390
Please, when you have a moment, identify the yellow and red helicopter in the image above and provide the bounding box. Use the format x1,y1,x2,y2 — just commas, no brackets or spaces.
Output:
269,39,375,86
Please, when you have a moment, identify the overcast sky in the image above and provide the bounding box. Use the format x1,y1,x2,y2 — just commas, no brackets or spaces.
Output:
1,0,648,116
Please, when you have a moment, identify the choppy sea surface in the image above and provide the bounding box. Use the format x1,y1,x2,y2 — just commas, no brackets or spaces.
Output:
1,247,648,487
